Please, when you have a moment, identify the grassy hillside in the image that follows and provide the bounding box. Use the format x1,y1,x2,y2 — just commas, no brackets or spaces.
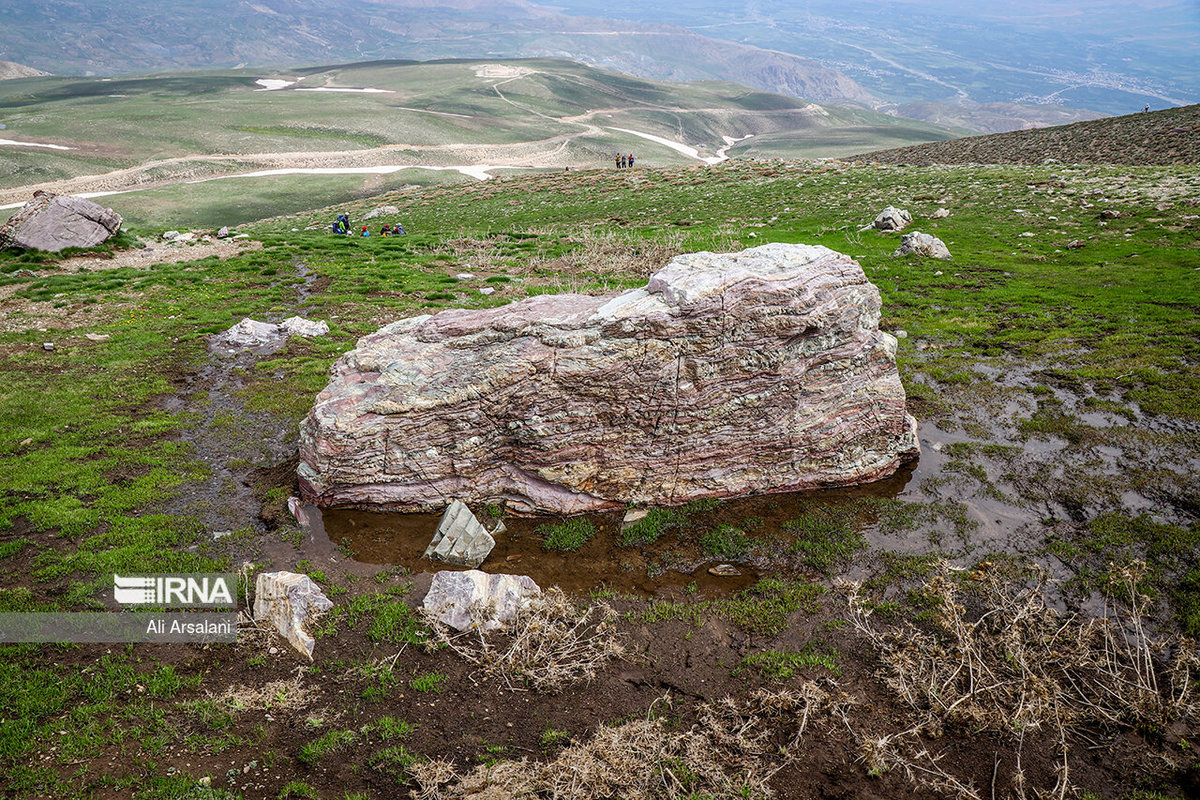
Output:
859,104,1200,165
0,59,956,226
1,154,1198,798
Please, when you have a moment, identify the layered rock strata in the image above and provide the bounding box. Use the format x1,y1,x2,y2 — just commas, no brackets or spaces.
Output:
299,243,918,514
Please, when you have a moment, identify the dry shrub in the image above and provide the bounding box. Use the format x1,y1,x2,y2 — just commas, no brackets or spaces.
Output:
844,560,1199,798
216,673,314,712
408,685,845,800
426,588,626,692
524,228,687,283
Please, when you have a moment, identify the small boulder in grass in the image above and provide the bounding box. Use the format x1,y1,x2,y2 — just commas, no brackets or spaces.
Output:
893,231,951,259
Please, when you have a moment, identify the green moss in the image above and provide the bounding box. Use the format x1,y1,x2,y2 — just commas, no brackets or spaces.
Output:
538,517,597,552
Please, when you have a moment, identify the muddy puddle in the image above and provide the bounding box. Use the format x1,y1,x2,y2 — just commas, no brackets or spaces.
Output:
289,449,1024,599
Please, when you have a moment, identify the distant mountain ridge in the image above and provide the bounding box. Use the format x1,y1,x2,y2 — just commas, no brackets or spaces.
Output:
0,0,875,107
857,105,1200,166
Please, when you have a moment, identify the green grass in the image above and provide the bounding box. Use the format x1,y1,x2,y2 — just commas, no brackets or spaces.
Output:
734,643,841,679
638,578,823,636
298,728,358,765
699,524,752,559
538,517,598,552
783,510,866,574
408,672,444,693
620,507,687,545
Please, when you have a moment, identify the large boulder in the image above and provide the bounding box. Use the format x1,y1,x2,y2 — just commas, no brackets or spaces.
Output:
298,243,918,514
0,191,122,252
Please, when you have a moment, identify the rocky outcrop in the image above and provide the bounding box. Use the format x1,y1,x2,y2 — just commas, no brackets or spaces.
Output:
0,192,122,252
299,243,917,514
422,570,541,632
894,232,952,259
254,571,334,660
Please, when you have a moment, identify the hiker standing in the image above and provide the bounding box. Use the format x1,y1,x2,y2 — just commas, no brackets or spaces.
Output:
615,154,621,169
629,154,635,168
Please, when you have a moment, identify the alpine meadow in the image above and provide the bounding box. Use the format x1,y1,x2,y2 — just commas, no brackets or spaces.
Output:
1,3,1199,800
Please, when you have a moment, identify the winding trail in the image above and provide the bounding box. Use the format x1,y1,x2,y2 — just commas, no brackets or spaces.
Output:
2,70,759,208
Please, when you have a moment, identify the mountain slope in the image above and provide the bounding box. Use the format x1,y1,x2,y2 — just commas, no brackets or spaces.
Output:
857,105,1200,166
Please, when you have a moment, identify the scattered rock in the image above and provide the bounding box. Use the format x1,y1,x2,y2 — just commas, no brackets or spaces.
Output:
422,570,540,632
85,333,110,342
211,318,285,351
1018,232,1035,238
932,208,950,219
0,192,122,252
12,269,37,278
622,509,649,525
217,226,230,239
456,273,476,280
19,437,32,447
872,206,912,231
212,530,231,540
162,231,182,241
893,330,907,339
42,342,54,351
423,499,499,569
299,243,919,514
894,231,952,259
279,316,329,338
253,572,333,660
708,564,742,577
362,205,400,221
1099,209,1121,220
479,287,495,296
1066,240,1086,250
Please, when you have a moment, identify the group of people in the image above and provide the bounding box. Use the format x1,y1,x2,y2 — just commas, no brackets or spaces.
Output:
614,153,636,169
331,213,406,237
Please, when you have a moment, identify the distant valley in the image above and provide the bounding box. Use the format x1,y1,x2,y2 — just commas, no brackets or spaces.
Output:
0,58,955,226
2,0,1195,134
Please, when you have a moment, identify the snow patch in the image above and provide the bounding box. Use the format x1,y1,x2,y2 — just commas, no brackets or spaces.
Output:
0,138,74,151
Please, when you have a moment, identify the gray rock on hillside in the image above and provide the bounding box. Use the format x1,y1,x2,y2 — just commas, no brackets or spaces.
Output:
423,499,502,568
254,571,334,660
299,243,918,515
212,316,329,352
0,191,122,252
422,570,540,632
893,231,952,259
280,316,330,337
362,205,399,221
873,206,912,231
212,318,287,351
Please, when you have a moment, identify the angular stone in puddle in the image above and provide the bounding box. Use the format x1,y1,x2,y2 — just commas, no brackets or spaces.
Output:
253,571,333,661
708,564,742,577
423,499,498,568
422,569,540,632
299,243,919,514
